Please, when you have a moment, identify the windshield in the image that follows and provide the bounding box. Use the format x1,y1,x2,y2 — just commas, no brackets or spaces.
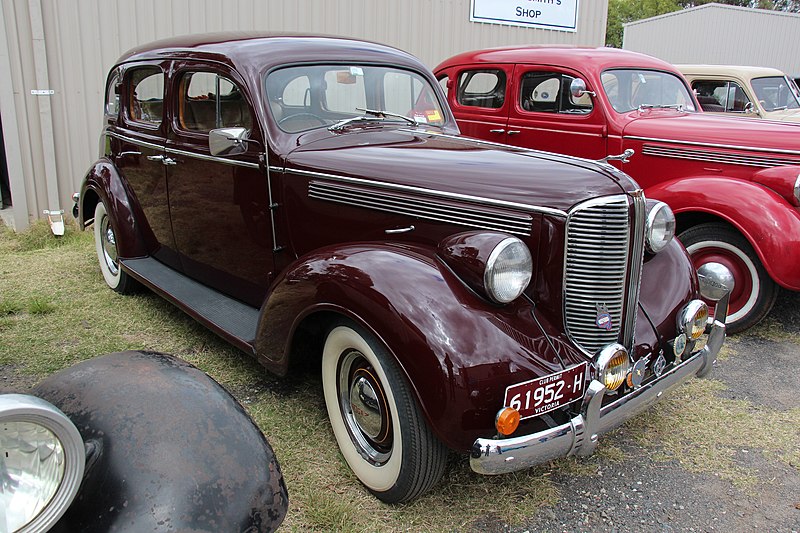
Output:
751,76,800,111
265,65,446,133
601,69,696,113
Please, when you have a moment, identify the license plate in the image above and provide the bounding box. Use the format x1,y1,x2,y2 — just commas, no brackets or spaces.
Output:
504,362,588,420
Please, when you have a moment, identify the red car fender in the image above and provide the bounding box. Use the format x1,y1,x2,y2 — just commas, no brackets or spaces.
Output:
78,158,147,259
253,243,575,453
646,176,800,291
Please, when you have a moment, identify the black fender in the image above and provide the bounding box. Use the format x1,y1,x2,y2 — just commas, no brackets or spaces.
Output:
253,243,579,452
33,351,288,532
79,158,148,259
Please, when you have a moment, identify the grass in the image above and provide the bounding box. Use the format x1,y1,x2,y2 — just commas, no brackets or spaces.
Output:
1,220,798,531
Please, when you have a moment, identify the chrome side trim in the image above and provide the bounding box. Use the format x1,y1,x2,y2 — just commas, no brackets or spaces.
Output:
641,144,799,169
309,180,533,236
622,190,646,348
166,146,260,169
627,135,800,158
107,131,260,169
291,167,567,217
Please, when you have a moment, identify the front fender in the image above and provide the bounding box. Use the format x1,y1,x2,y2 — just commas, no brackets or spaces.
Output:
646,176,800,291
254,243,579,452
33,351,288,532
79,158,147,259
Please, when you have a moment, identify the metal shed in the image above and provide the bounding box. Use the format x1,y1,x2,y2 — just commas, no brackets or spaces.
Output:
623,3,800,76
0,0,608,232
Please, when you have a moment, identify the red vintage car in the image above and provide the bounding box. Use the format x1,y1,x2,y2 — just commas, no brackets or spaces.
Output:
436,47,800,333
74,34,725,503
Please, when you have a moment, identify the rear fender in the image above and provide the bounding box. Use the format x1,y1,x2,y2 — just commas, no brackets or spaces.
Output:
646,176,800,291
253,243,571,452
79,159,147,259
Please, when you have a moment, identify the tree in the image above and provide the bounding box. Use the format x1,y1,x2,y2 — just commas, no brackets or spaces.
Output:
606,0,681,48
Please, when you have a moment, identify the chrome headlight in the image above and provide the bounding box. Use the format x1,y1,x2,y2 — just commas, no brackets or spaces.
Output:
484,237,533,304
0,394,85,533
678,299,709,340
645,201,676,254
595,344,630,391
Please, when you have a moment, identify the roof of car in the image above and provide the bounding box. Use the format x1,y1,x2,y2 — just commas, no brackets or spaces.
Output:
676,64,787,79
435,46,677,75
116,32,426,74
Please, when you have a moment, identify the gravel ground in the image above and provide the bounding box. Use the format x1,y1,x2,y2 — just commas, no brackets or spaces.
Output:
498,289,800,533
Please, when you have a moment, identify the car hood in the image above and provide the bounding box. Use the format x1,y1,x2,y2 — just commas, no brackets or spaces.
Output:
286,127,636,213
622,109,800,153
763,108,800,123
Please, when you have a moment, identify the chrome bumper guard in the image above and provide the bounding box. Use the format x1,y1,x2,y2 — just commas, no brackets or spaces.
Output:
470,294,728,475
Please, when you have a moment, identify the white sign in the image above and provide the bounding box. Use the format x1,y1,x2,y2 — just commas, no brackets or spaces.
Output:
470,0,579,32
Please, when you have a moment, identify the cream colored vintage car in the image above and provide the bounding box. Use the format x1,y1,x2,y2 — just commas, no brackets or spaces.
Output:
678,64,800,122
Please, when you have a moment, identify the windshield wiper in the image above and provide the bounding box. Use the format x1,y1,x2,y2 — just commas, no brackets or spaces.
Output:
357,107,419,126
328,116,383,132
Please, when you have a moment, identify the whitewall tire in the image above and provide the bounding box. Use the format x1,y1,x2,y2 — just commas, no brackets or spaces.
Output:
93,201,136,294
322,320,447,503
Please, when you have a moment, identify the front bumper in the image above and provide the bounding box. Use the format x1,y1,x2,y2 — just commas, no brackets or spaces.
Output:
470,294,728,475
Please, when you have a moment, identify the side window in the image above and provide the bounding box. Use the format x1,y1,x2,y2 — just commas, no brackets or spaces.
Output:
520,72,592,114
128,67,164,125
179,71,252,132
691,79,750,112
323,68,367,113
437,75,449,96
456,70,506,109
105,72,120,117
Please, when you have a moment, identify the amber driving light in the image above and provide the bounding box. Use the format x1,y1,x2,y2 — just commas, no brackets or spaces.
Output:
595,344,630,391
495,407,521,436
678,300,709,340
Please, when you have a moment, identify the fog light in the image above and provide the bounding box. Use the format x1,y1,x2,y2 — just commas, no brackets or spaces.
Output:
671,333,687,359
495,407,520,436
678,300,709,340
595,344,630,392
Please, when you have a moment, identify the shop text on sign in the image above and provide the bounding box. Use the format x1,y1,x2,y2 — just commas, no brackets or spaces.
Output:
470,0,579,32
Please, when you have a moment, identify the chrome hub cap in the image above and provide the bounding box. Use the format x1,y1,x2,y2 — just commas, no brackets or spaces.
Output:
338,350,392,465
100,216,119,276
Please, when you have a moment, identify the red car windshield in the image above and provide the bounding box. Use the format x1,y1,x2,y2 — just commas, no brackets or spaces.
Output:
601,69,697,113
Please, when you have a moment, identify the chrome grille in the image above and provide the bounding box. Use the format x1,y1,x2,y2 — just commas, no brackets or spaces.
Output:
564,195,631,355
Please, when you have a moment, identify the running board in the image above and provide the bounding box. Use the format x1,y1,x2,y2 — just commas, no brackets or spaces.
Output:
122,257,259,353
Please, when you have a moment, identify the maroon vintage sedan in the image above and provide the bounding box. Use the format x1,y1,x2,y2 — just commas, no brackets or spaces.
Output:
74,34,726,503
436,47,800,333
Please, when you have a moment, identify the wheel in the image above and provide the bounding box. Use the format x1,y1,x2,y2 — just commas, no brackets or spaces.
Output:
321,319,447,503
93,201,137,294
679,223,777,333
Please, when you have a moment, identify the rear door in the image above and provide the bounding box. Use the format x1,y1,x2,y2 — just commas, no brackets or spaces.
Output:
505,65,607,159
441,65,512,143
114,62,181,269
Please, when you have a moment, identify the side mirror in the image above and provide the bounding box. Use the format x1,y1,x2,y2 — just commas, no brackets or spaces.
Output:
209,127,249,156
570,77,596,99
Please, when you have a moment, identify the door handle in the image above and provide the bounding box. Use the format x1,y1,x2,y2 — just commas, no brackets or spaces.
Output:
147,155,178,166
489,129,505,134
507,130,520,135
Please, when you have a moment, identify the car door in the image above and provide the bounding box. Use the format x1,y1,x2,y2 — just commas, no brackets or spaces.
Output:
442,65,513,143
114,63,181,270
166,64,274,307
505,66,607,159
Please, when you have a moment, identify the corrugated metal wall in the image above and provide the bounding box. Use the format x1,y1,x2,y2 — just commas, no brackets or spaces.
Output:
0,0,608,230
623,4,800,75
